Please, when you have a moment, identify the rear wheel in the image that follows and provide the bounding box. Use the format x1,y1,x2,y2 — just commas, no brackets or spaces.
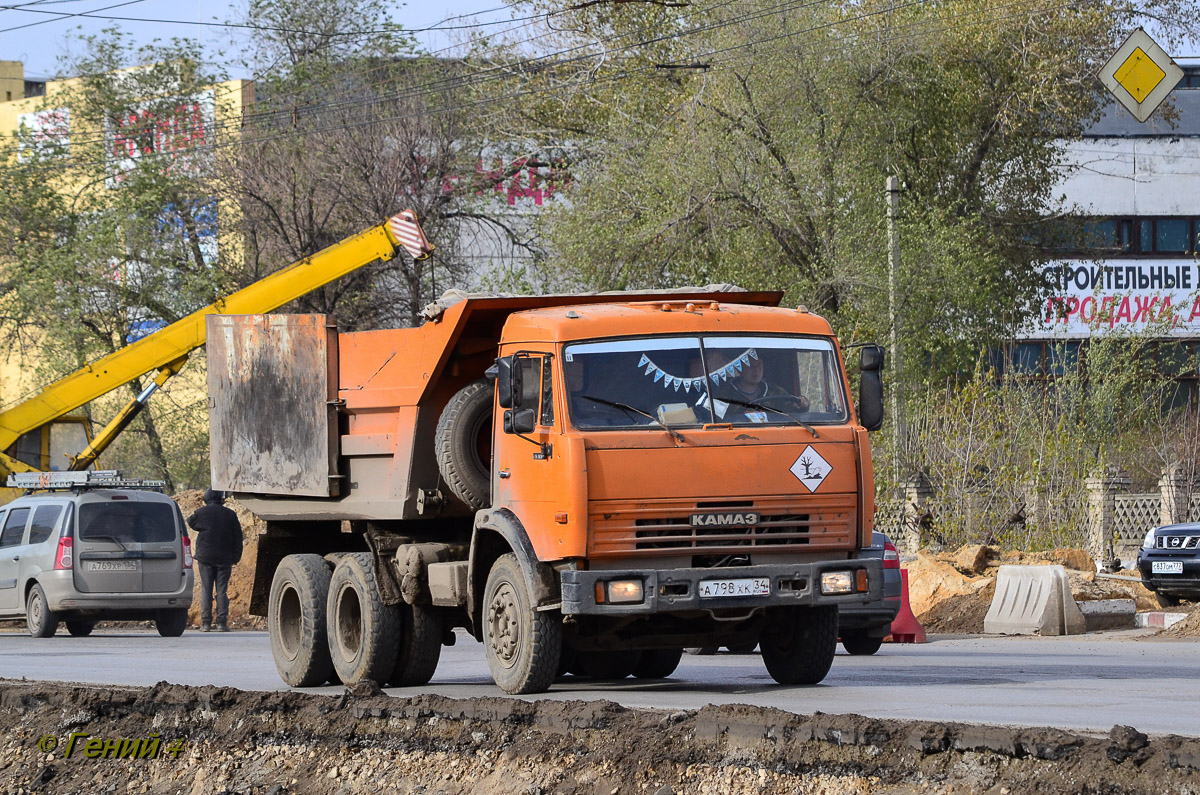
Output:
270,554,335,687
65,620,96,637
327,553,401,685
483,553,560,694
761,606,838,685
388,603,443,687
155,608,188,637
633,648,683,679
578,650,642,680
840,631,884,656
26,584,59,638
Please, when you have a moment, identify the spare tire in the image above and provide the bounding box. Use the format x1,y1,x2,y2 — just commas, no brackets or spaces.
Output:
435,379,494,509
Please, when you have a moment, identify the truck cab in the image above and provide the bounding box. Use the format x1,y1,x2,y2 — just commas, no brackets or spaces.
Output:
209,289,885,693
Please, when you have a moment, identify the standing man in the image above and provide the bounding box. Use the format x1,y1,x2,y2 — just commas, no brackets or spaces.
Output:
188,488,243,632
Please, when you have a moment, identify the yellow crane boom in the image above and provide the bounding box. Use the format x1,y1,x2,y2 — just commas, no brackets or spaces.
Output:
0,211,432,477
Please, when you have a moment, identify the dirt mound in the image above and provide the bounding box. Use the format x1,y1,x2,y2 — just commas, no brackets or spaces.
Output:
174,491,265,630
919,579,996,634
1,680,1198,794
907,546,1156,635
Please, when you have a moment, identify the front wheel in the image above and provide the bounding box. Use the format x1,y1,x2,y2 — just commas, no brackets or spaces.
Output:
1155,591,1182,608
155,608,188,637
577,650,641,680
761,605,838,685
483,553,560,694
634,648,683,679
840,631,884,656
26,584,59,638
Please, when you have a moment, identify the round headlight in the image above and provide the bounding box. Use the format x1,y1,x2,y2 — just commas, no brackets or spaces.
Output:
1143,528,1158,549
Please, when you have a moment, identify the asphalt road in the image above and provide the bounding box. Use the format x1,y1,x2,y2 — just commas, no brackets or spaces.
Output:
1,628,1194,737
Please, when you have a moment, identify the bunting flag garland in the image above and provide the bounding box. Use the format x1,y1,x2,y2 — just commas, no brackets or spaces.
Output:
638,350,757,393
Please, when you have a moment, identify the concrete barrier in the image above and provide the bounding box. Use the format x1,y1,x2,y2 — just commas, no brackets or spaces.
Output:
983,565,1086,636
1078,599,1136,631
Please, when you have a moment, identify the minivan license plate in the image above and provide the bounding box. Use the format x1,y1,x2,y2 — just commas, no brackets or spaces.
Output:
87,560,137,572
698,577,770,598
1152,561,1184,574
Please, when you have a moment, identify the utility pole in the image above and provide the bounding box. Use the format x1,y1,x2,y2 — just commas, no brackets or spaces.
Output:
886,176,905,487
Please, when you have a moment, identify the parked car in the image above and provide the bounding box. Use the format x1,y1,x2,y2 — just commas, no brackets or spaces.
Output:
1136,523,1200,607
0,472,193,637
837,531,902,655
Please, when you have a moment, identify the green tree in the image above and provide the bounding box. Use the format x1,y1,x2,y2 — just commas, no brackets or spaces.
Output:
518,0,1188,380
0,31,232,489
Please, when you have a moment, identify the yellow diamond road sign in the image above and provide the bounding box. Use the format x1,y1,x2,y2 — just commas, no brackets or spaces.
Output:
1099,28,1183,123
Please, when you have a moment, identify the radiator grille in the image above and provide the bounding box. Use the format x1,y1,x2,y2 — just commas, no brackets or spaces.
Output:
589,496,855,557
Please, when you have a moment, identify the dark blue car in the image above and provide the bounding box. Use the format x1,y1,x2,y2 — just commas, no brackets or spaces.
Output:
1137,523,1200,607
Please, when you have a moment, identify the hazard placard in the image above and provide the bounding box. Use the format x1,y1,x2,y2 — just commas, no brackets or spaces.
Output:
1098,28,1183,123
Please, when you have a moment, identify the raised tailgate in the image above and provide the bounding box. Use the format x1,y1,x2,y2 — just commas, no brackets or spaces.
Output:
206,314,340,497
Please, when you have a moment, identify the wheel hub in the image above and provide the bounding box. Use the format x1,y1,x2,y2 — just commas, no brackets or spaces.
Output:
487,583,520,668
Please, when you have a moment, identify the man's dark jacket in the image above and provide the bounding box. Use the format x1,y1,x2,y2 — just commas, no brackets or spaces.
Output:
187,503,243,565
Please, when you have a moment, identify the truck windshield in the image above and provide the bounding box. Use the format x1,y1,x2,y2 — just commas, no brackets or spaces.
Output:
564,335,848,429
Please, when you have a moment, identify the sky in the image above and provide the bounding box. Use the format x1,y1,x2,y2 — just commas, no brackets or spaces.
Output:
0,0,508,79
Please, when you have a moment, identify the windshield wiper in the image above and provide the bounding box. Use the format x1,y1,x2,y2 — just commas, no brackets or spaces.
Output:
719,397,820,438
83,533,128,551
577,394,688,444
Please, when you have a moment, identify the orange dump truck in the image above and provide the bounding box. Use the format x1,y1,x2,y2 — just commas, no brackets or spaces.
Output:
207,287,886,694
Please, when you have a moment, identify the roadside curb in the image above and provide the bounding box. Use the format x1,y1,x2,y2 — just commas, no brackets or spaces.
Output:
1135,611,1189,629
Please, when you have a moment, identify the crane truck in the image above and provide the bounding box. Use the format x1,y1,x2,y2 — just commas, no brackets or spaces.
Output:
0,211,433,491
208,288,887,694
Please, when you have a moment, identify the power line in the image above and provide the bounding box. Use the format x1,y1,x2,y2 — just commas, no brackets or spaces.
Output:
0,0,145,34
0,0,1102,177
0,1,562,36
0,0,797,154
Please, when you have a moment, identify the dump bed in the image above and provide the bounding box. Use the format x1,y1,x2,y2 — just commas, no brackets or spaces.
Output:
207,288,782,520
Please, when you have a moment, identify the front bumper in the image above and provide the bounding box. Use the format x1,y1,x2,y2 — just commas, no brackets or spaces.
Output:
561,560,883,616
1136,551,1200,595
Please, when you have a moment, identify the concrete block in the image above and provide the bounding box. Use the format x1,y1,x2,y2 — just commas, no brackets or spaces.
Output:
1135,611,1189,629
1078,599,1136,631
983,565,1086,636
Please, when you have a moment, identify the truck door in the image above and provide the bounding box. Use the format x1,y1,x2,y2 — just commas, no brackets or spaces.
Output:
496,352,580,560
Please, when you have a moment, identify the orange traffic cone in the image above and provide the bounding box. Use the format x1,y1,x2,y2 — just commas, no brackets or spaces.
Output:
885,568,926,643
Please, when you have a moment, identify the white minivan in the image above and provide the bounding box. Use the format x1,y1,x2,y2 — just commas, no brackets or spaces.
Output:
0,472,193,637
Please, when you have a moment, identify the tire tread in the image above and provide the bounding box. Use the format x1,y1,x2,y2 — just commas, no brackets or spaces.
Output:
269,554,335,687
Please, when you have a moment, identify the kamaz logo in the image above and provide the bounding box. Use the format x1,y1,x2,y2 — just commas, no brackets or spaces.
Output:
690,512,760,527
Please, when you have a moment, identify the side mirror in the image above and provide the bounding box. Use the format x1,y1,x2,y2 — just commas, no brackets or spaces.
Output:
495,357,520,409
859,372,884,432
860,344,885,373
503,408,537,435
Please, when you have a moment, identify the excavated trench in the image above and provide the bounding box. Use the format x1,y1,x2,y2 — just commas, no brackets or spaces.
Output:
1,679,1198,794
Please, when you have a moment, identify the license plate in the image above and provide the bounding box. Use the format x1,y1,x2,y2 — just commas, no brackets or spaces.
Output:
698,577,770,598
1152,561,1184,575
86,560,137,572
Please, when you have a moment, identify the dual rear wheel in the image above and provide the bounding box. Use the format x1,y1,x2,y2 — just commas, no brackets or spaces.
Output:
268,553,442,688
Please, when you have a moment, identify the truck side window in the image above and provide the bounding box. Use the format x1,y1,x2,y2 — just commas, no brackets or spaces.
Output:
516,357,541,409
0,507,30,547
540,357,554,426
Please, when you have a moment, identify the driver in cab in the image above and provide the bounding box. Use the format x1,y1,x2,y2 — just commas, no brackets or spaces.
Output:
707,350,809,421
